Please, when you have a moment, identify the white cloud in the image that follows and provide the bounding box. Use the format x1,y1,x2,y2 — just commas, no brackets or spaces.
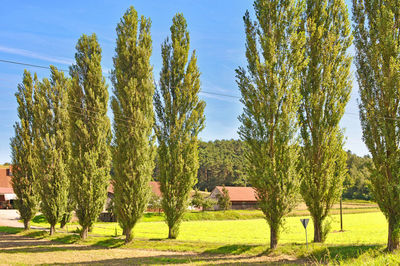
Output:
0,45,74,65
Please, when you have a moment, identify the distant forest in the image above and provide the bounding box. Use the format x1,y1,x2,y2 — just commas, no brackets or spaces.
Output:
195,139,372,200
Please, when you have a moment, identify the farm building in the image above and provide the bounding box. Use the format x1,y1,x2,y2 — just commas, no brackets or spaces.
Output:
105,181,161,210
0,167,16,209
107,181,161,198
210,186,258,210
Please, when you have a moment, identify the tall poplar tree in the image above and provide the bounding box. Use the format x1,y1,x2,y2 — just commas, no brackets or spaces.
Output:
154,13,205,239
10,71,39,230
237,0,305,249
111,6,155,243
353,0,400,251
299,0,352,242
32,66,70,235
69,34,111,239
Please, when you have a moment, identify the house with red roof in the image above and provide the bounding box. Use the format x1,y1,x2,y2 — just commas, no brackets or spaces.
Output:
210,186,258,210
0,167,16,208
105,181,161,212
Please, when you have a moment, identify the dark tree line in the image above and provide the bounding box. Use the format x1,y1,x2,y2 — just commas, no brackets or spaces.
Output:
196,139,248,191
195,140,373,201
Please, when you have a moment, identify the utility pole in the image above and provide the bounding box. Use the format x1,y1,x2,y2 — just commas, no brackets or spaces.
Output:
340,196,343,232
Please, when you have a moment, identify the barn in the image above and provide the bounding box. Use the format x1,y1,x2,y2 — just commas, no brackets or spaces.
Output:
210,186,258,210
0,167,16,209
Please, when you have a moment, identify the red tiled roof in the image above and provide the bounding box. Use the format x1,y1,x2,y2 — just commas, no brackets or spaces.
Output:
108,181,161,197
215,186,257,202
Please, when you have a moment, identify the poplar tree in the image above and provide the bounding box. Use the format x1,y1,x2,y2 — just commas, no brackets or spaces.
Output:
69,34,111,239
154,13,205,239
237,0,305,249
10,71,39,230
32,66,70,235
353,0,400,251
111,6,155,243
299,0,352,242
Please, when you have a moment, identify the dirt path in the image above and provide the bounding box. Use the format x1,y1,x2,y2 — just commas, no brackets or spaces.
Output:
0,232,306,265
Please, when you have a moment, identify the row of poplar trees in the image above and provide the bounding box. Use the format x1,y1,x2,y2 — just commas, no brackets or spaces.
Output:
11,6,204,242
239,0,400,251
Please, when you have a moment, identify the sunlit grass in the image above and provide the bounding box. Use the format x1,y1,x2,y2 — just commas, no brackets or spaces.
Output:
2,211,399,265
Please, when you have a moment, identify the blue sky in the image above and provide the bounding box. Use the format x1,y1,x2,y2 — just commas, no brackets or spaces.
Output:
0,0,367,163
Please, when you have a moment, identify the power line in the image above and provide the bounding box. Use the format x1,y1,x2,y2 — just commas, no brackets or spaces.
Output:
0,59,68,72
0,58,242,99
4,57,400,123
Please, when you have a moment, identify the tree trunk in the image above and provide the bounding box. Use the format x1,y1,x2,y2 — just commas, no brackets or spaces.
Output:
168,225,177,239
60,220,66,229
313,217,322,243
270,226,278,249
23,220,30,230
50,224,55,235
80,226,89,239
388,220,400,251
125,228,133,243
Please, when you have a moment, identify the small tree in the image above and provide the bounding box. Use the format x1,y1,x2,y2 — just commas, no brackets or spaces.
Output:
192,189,216,211
10,70,39,230
148,192,162,213
32,66,70,235
69,34,112,239
191,189,204,209
154,13,205,239
217,186,231,211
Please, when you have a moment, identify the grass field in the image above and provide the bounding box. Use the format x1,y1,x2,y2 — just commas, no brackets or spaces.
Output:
3,211,400,265
5,204,400,265
43,212,386,246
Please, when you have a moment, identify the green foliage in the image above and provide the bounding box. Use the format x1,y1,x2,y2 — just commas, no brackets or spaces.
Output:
237,0,305,248
111,6,155,243
10,70,39,230
154,13,205,239
196,140,371,199
148,192,162,212
32,66,70,235
343,151,372,200
197,140,248,190
352,0,400,251
299,0,352,243
191,189,216,211
68,33,111,239
217,186,231,210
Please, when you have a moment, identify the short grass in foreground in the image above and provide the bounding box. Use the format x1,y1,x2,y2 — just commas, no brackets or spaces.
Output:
32,212,387,246
2,212,400,265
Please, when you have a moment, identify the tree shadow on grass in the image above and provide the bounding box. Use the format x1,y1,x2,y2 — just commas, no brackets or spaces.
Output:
0,226,24,234
93,237,124,248
308,244,383,264
48,253,299,265
204,244,259,255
